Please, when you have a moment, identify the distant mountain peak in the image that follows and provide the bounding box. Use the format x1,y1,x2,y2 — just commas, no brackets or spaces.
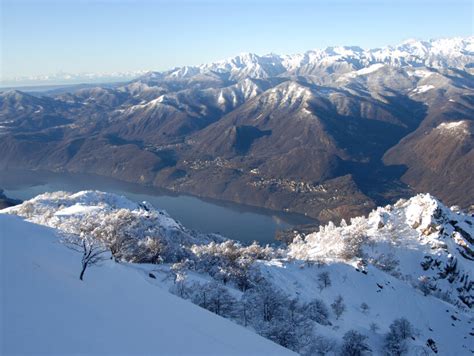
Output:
3,36,472,87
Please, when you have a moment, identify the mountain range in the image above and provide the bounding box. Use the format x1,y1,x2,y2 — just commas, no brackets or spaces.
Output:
1,37,473,223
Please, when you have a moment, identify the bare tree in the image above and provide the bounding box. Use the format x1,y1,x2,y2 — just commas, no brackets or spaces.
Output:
383,318,414,355
331,295,346,320
306,298,330,325
369,322,379,333
306,335,336,356
340,330,370,356
63,234,109,281
317,271,331,291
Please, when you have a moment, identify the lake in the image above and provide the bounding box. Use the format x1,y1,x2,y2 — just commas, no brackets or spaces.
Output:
0,169,315,245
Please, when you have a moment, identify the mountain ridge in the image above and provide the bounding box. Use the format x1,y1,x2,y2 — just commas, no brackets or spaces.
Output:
1,36,473,224
3,36,472,87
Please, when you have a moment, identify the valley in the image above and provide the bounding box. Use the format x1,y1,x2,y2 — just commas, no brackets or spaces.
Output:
1,37,473,224
0,169,313,245
3,1,473,354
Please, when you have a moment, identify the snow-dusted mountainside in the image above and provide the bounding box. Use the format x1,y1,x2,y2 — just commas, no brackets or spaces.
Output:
0,213,294,355
154,37,474,81
2,191,473,355
289,194,474,308
1,36,473,225
3,37,472,87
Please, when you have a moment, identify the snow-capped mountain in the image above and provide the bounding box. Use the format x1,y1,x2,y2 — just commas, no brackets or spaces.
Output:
146,36,474,81
1,36,473,225
2,190,473,354
3,37,472,87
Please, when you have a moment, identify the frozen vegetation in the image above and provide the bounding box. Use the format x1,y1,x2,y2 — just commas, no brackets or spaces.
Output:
0,213,294,355
1,191,473,355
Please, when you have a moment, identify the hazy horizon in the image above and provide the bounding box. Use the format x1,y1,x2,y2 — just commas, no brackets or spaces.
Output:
1,0,472,85
2,34,474,88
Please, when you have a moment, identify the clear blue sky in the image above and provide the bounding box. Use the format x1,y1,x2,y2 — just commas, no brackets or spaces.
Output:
1,0,473,78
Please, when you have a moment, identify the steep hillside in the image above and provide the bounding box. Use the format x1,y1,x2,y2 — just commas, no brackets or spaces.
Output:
289,194,474,308
0,214,294,355
3,191,473,355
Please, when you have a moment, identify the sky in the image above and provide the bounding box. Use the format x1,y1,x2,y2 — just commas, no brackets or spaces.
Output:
1,0,473,82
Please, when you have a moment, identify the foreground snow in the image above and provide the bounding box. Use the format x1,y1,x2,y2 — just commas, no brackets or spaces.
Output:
0,214,294,355
2,191,473,355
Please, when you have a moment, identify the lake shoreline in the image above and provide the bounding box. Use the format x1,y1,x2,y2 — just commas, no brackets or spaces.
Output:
0,168,316,245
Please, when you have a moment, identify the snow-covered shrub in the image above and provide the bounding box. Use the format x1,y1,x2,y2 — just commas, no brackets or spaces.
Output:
383,318,414,355
339,230,367,261
5,191,227,264
389,318,414,340
331,295,346,320
306,298,330,325
288,217,369,261
188,281,237,318
168,267,188,298
242,278,287,323
244,282,314,352
191,240,273,291
360,302,370,314
369,322,380,333
369,253,399,274
340,330,371,356
259,314,313,352
317,271,332,291
416,275,434,296
304,334,336,356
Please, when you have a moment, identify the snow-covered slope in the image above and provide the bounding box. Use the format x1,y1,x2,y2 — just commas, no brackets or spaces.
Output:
256,258,472,355
290,194,474,308
2,190,224,263
2,191,473,355
0,213,294,355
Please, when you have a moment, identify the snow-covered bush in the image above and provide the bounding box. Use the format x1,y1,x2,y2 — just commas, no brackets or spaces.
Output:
369,253,399,274
360,302,370,314
369,323,379,333
340,330,371,356
317,271,332,291
289,217,369,261
306,298,331,325
5,191,233,265
190,240,275,291
304,334,336,356
331,295,346,320
188,281,237,318
383,318,414,355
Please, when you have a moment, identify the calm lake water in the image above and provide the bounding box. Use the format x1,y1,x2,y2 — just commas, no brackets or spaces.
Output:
0,170,314,245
